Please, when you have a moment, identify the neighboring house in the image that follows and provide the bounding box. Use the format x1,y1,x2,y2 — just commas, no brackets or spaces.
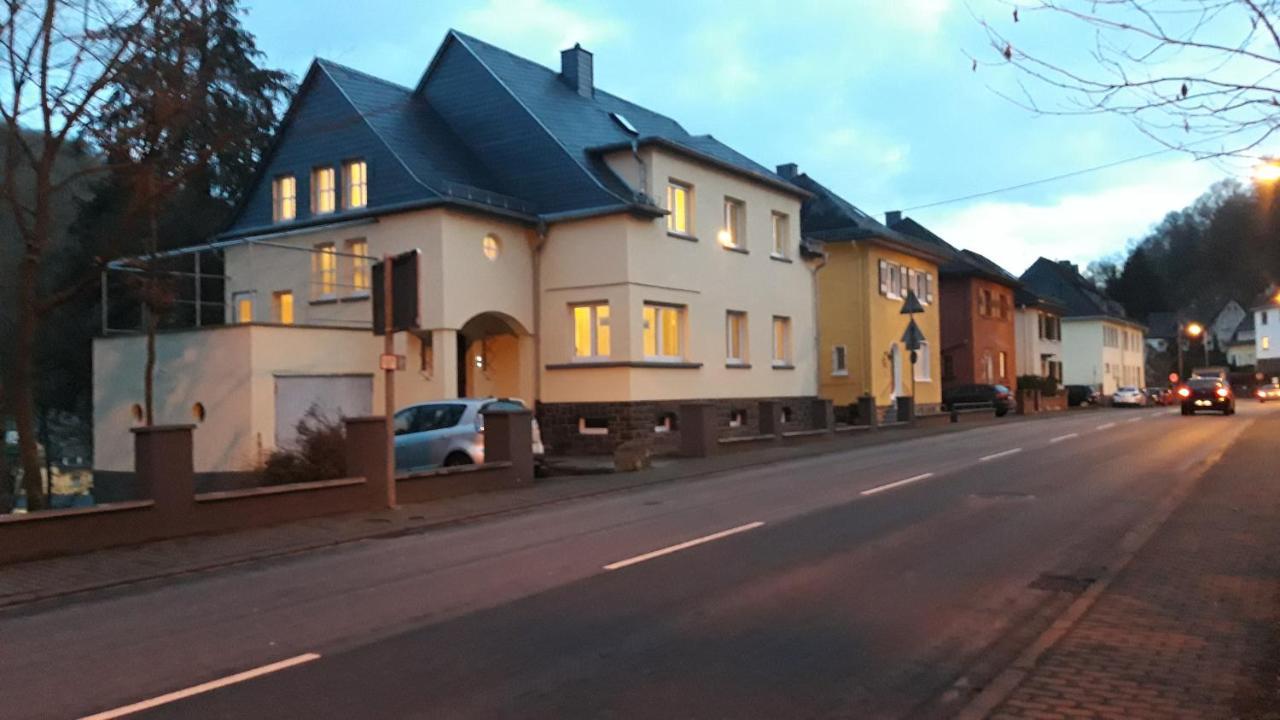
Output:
1143,311,1178,354
1014,288,1066,383
888,215,1022,391
1225,314,1256,369
93,31,820,473
1253,285,1280,375
1020,258,1147,394
1208,299,1247,352
778,166,949,418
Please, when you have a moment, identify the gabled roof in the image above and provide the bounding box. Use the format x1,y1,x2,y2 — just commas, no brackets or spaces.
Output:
1014,286,1067,314
1020,257,1141,326
778,170,950,262
890,217,1021,287
1250,285,1280,311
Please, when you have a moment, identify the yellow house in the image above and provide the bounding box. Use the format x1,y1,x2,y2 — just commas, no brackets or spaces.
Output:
778,165,949,418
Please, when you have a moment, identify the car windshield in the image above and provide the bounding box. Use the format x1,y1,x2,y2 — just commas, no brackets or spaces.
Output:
1118,387,1137,393
1187,379,1221,390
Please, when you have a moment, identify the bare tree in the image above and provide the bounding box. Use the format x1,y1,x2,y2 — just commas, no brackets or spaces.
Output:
0,0,167,511
976,1,1280,159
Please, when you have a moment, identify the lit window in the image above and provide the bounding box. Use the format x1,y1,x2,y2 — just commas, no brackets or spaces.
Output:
771,212,789,257
1265,337,1272,351
272,175,296,222
772,316,791,366
667,181,691,235
643,304,682,359
483,234,501,261
998,350,1008,379
273,291,294,325
312,167,336,214
915,341,931,381
232,292,253,323
347,239,369,294
572,303,610,358
721,198,745,248
313,243,337,297
726,311,748,364
343,159,368,209
832,345,848,376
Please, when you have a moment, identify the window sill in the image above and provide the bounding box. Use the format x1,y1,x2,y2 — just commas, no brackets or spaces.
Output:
667,231,698,242
769,253,793,263
831,371,849,377
340,293,370,303
771,363,796,370
545,360,703,370
726,362,752,369
309,296,339,306
722,245,749,255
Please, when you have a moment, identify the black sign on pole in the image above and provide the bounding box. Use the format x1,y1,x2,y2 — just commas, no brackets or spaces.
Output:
372,250,421,335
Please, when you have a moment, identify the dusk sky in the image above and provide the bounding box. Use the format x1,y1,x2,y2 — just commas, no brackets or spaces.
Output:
241,0,1256,275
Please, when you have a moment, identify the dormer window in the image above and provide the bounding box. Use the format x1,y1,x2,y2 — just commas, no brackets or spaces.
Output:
343,159,367,209
312,167,336,214
272,175,296,222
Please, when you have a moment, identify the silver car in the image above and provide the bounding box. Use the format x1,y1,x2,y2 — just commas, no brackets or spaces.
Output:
393,398,545,475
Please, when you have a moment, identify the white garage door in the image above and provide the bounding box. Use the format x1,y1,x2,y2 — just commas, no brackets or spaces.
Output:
274,374,373,449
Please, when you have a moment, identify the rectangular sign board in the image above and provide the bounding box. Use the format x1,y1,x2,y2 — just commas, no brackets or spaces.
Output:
372,250,420,335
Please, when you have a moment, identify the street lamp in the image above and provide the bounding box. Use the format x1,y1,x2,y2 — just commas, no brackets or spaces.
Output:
1178,320,1208,380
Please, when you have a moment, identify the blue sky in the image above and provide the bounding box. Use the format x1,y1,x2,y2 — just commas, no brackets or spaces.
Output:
241,0,1252,275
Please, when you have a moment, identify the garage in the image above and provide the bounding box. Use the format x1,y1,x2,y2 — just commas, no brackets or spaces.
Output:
274,374,373,450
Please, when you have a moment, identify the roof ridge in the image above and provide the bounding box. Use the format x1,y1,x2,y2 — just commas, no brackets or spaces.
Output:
315,57,414,92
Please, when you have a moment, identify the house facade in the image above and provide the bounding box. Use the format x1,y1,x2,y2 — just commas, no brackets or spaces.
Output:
93,31,819,473
1254,286,1280,375
1021,258,1146,394
1225,314,1256,369
780,167,948,418
1014,288,1066,383
889,216,1021,391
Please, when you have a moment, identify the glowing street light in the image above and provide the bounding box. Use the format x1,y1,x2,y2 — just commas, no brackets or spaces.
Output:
1185,322,1203,337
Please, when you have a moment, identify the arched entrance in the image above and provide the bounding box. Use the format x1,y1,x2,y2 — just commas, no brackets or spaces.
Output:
457,312,533,401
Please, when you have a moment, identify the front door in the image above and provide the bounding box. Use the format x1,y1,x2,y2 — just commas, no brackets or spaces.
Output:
891,344,904,398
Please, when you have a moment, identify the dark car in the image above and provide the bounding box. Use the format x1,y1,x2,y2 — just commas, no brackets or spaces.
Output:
1177,378,1235,416
942,384,1015,417
1066,384,1100,407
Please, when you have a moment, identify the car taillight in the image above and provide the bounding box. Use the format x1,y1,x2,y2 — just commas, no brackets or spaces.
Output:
1177,387,1191,398
1216,387,1229,398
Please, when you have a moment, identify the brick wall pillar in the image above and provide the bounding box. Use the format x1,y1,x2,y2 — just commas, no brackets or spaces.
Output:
758,400,780,437
132,425,195,532
857,394,879,429
679,403,718,457
481,408,535,486
810,398,834,431
345,416,395,509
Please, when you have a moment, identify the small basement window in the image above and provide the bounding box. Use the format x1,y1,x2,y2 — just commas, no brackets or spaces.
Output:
578,417,610,436
729,408,747,428
654,412,678,433
781,406,794,424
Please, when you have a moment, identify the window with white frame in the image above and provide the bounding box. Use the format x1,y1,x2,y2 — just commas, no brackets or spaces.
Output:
232,292,253,323
666,181,692,235
725,311,748,364
313,243,337,298
312,167,336,214
273,291,294,325
272,175,296,222
772,316,792,366
878,259,933,302
572,303,611,359
914,341,931,381
721,197,745,248
771,212,789,257
343,159,368,209
346,239,370,295
831,345,848,376
643,303,682,360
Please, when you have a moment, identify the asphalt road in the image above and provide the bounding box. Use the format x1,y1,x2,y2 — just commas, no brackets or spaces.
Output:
3,402,1271,719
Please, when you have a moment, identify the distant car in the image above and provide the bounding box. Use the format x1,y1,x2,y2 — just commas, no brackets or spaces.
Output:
1145,387,1173,406
1112,386,1147,407
942,383,1014,417
1066,384,1101,407
1257,383,1280,403
1177,378,1235,416
393,398,545,475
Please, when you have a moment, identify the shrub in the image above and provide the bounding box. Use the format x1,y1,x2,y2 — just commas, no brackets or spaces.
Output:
262,405,347,486
1017,375,1060,396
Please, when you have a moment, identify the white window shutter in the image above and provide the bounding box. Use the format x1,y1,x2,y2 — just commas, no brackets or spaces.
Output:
879,260,888,295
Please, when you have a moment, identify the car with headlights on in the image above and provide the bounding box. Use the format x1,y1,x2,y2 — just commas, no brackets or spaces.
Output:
1257,383,1280,403
1112,386,1147,407
1178,378,1235,416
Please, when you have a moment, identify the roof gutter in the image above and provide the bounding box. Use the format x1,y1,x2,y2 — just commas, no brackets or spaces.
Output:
590,137,813,200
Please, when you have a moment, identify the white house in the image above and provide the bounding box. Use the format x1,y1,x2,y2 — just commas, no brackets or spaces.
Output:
1014,288,1066,383
1254,286,1280,376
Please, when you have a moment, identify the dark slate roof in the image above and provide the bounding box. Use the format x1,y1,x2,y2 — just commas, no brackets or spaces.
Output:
1014,286,1067,314
1020,257,1141,325
1144,311,1180,340
777,170,951,262
889,217,1021,287
223,30,801,236
1231,313,1255,343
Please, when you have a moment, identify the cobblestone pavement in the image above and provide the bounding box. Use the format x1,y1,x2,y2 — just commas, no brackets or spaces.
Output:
990,412,1280,720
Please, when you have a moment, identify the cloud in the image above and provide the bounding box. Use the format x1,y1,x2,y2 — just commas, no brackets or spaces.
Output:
869,0,953,35
819,126,912,177
461,0,622,56
922,158,1226,275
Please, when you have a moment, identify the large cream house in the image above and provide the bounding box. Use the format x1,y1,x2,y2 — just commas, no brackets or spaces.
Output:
93,31,818,476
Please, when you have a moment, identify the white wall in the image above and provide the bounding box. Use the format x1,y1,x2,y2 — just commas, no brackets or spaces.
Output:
1061,319,1145,393
1015,308,1063,379
1258,309,1279,361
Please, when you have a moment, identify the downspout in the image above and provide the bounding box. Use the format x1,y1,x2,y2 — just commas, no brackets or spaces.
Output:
532,220,549,408
808,242,828,396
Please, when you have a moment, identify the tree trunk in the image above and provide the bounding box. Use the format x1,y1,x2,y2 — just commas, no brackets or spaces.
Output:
13,254,45,512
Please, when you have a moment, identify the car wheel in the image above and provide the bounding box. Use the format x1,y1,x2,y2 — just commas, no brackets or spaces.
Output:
443,452,474,467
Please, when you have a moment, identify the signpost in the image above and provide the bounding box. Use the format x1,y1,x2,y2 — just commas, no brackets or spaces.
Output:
899,290,927,424
371,250,420,509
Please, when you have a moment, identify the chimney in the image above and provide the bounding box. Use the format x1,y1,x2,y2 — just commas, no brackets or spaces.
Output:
1058,260,1079,274
560,43,593,98
885,210,902,226
776,163,798,179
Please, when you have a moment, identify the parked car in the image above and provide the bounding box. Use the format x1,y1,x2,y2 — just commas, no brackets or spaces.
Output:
1257,383,1280,403
1145,387,1173,406
1066,384,1101,407
1112,386,1147,407
942,384,1015,417
393,398,545,475
1177,378,1235,416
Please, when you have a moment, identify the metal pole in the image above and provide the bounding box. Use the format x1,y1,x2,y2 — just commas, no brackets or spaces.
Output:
382,254,396,509
100,270,109,334
194,252,202,328
1177,323,1185,381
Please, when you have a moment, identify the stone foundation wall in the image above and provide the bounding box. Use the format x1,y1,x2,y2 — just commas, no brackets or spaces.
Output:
537,396,820,456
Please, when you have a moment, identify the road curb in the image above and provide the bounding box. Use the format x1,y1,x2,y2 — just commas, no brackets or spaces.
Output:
950,417,1252,720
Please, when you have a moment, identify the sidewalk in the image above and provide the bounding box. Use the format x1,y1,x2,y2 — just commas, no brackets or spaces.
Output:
986,412,1280,719
0,410,1028,610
